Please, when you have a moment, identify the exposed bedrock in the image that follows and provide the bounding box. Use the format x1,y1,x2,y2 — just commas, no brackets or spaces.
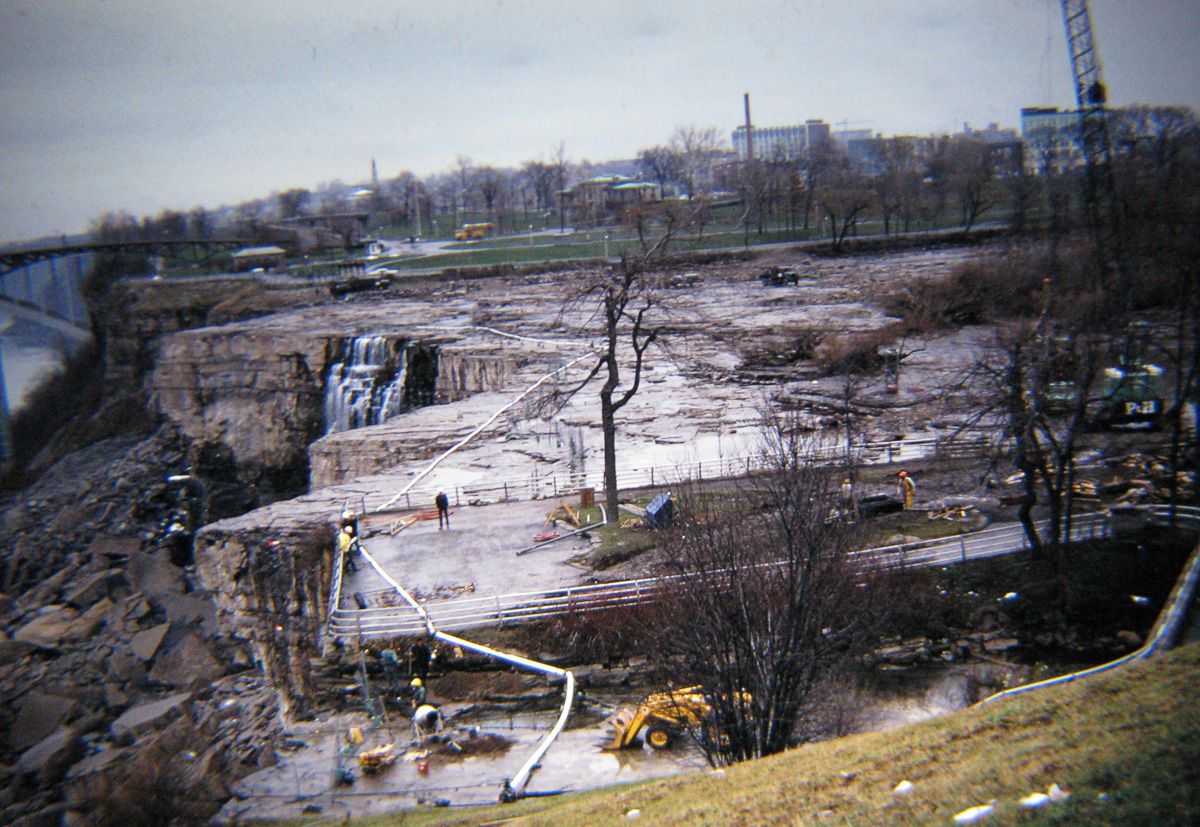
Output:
147,317,520,503
193,519,332,716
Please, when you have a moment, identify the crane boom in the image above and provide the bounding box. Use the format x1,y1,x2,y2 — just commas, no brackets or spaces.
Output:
1060,0,1123,286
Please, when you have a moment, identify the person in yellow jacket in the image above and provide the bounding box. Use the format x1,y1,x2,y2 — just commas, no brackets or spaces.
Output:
338,525,359,572
898,470,917,509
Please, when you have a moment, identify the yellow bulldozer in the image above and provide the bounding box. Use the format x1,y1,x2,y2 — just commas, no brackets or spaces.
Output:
601,686,713,751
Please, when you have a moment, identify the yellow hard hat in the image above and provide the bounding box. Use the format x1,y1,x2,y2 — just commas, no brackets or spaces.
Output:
410,677,423,687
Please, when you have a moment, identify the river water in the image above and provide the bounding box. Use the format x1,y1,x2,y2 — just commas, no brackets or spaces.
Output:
1,321,65,411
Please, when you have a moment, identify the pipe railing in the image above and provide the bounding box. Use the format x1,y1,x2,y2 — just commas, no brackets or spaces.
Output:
329,512,1115,640
980,505,1200,705
363,433,998,515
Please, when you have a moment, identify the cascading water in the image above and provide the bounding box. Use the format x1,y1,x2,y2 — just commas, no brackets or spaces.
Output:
324,336,408,434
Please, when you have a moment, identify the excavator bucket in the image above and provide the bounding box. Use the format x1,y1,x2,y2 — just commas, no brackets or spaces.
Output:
600,706,645,750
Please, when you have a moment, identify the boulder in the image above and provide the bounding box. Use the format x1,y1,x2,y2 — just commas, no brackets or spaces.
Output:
65,746,126,782
0,639,54,664
982,636,1020,655
8,693,76,752
1116,630,1143,649
12,606,85,646
130,622,171,662
17,727,85,784
63,564,130,609
127,551,183,597
156,593,216,629
86,535,141,561
148,633,223,688
105,649,147,685
109,693,192,740
62,570,121,610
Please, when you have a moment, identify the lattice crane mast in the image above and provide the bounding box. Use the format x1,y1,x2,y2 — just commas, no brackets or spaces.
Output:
1060,0,1123,284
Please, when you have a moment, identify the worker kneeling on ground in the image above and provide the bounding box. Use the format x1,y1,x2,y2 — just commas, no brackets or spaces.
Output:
412,703,445,740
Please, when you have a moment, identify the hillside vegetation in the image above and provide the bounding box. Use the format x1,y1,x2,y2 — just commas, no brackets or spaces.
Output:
367,641,1200,826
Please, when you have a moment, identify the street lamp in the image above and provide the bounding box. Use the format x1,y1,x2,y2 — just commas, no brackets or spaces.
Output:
604,234,610,259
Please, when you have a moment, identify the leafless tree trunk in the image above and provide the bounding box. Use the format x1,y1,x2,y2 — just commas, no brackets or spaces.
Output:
557,242,670,517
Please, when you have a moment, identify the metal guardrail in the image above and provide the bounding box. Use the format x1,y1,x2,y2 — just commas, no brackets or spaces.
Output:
329,512,1114,640
980,505,1200,705
363,433,997,515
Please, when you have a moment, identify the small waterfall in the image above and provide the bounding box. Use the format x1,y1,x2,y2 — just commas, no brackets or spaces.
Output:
324,336,409,434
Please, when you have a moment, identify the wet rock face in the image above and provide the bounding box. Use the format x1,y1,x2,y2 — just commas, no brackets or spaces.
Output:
193,522,331,716
148,328,331,491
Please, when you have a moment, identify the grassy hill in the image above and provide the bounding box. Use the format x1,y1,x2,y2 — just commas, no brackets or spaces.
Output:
363,640,1200,826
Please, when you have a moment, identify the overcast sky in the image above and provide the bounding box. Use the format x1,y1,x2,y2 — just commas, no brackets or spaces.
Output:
2,0,1198,243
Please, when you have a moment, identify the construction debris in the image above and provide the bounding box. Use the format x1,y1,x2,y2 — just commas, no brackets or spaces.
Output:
357,743,397,773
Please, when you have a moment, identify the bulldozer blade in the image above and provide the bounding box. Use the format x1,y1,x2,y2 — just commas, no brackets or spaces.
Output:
600,707,639,750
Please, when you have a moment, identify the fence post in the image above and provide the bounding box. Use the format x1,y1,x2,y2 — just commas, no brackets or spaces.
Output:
960,535,967,564
651,467,655,486
504,482,509,502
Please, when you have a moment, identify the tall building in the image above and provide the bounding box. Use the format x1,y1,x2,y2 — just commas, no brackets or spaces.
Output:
1020,107,1085,173
732,119,832,161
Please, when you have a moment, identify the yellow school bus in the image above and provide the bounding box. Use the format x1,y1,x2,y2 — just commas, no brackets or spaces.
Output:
454,222,495,240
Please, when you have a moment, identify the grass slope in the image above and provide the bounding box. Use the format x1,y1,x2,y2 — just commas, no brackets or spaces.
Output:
373,641,1200,826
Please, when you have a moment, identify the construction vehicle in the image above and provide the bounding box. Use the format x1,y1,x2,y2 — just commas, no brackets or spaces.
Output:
454,222,495,241
601,686,713,750
758,266,799,287
1101,359,1163,429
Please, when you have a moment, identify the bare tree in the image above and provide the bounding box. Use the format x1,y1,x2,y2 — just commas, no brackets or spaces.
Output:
814,151,873,250
557,242,673,517
967,291,1105,575
638,144,684,194
669,125,724,199
646,421,881,764
946,137,997,232
275,188,311,221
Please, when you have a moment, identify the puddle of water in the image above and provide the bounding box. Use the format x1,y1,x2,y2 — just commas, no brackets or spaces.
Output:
216,709,704,824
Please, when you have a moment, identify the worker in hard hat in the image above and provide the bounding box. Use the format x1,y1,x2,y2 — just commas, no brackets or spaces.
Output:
340,509,359,538
839,477,856,521
409,676,427,707
338,525,358,573
898,470,916,510
412,702,444,740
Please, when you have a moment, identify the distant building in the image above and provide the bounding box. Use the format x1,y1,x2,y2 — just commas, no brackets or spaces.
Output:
961,121,1024,176
732,118,832,161
561,174,663,227
833,128,874,147
231,246,287,272
1020,107,1085,173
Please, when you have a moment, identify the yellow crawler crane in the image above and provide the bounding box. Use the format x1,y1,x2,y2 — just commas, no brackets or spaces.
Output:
601,686,712,750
